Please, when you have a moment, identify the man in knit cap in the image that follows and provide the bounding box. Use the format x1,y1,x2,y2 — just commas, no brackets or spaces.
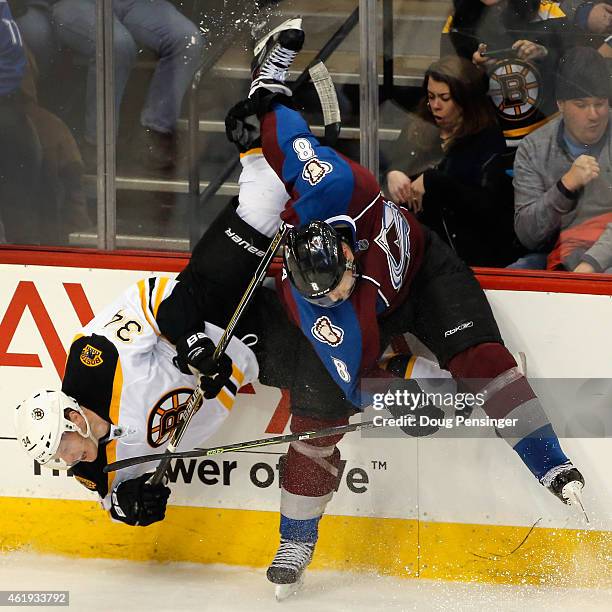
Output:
513,45,612,272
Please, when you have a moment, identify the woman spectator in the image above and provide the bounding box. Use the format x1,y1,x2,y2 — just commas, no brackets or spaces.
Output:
386,56,523,268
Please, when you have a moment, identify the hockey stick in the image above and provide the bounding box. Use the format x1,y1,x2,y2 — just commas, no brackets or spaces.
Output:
308,61,341,146
148,222,290,486
105,419,375,473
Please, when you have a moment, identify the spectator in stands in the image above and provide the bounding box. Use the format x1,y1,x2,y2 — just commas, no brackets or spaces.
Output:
21,48,92,240
385,56,523,268
0,0,42,244
513,46,612,273
444,0,570,146
561,1,612,35
15,0,204,170
558,2,612,58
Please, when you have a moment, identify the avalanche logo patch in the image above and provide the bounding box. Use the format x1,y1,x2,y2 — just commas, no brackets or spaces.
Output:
80,344,103,367
311,316,344,347
147,388,193,448
374,200,411,290
302,158,333,186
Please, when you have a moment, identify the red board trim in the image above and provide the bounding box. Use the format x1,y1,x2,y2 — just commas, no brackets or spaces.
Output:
2,247,612,295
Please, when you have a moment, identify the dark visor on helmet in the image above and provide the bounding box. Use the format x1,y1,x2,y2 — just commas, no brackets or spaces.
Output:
284,221,358,308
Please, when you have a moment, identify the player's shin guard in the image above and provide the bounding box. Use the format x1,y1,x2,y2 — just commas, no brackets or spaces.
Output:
279,414,347,543
447,343,583,499
268,414,346,590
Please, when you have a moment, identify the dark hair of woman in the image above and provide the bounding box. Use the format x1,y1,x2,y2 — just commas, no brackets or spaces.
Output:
417,55,498,146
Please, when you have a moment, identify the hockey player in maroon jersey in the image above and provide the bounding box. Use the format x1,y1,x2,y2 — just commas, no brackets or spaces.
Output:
227,16,587,599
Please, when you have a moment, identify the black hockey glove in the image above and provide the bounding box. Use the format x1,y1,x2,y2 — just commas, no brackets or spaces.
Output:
383,378,445,437
175,332,234,399
225,98,261,153
110,473,170,527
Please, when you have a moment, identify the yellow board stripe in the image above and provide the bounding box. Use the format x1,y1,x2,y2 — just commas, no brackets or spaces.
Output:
105,359,123,492
137,279,158,334
0,497,610,588
152,277,170,318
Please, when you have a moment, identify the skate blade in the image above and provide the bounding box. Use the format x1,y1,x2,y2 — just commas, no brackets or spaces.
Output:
274,574,304,602
562,481,590,524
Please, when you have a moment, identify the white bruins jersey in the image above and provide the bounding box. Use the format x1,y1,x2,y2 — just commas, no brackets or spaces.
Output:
61,276,258,509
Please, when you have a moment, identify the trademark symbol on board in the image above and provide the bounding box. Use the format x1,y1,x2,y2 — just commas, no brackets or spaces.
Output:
371,460,387,470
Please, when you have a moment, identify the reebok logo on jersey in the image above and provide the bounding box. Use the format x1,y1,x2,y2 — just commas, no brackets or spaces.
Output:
225,228,266,257
80,344,103,367
311,316,344,347
444,321,474,337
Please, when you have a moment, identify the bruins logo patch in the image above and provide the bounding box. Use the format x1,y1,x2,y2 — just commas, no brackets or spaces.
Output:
147,388,193,448
80,344,103,367
75,475,98,491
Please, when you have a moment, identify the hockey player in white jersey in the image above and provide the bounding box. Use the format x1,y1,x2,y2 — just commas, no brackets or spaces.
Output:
15,277,260,525
14,148,287,527
17,277,258,525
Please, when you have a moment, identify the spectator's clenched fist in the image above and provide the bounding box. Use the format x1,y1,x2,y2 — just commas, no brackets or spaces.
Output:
562,155,600,192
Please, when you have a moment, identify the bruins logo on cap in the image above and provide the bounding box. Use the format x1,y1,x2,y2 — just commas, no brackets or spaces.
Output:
75,475,98,491
147,388,193,448
80,344,103,367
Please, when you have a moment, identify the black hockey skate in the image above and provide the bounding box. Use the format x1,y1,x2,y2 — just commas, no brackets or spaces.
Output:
541,462,589,522
249,17,304,99
266,538,315,601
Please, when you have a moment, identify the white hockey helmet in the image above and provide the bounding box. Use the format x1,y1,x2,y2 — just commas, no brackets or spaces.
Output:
14,389,92,470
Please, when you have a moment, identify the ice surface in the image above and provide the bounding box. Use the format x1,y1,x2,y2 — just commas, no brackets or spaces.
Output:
0,553,610,612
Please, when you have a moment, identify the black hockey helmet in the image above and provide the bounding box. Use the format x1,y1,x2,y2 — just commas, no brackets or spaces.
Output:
283,221,356,308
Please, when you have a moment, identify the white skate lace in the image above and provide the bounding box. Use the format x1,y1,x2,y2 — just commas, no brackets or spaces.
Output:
269,539,314,572
540,461,574,488
257,45,298,82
